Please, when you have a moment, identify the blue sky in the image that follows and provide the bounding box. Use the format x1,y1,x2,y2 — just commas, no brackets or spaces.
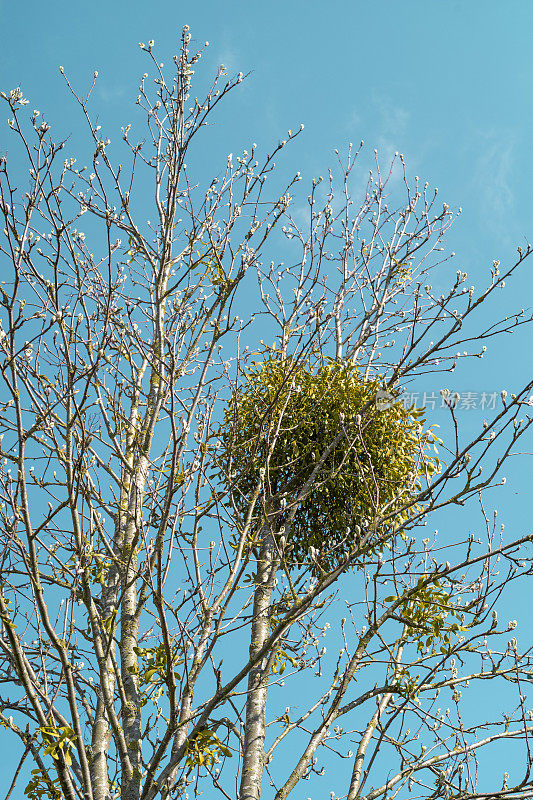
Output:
3,0,533,331
2,0,533,794
2,0,528,540
3,0,533,258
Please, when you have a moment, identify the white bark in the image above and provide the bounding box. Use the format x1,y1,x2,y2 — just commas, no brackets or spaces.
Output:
239,532,280,800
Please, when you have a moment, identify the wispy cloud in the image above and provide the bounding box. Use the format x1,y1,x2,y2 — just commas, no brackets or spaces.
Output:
97,84,126,104
472,130,516,223
371,92,410,157
344,92,414,193
216,47,240,72
346,92,410,159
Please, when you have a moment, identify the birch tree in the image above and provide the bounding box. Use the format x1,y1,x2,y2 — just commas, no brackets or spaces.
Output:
1,28,533,800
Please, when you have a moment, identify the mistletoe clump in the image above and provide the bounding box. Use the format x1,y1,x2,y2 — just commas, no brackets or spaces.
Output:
221,357,440,573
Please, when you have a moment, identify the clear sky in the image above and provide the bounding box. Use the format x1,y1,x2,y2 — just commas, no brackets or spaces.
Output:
2,0,533,794
3,0,533,376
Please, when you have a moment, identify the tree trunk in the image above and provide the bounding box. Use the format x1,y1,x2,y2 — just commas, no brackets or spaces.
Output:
239,532,279,800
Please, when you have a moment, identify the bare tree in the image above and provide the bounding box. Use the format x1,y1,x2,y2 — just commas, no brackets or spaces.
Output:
1,28,533,800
